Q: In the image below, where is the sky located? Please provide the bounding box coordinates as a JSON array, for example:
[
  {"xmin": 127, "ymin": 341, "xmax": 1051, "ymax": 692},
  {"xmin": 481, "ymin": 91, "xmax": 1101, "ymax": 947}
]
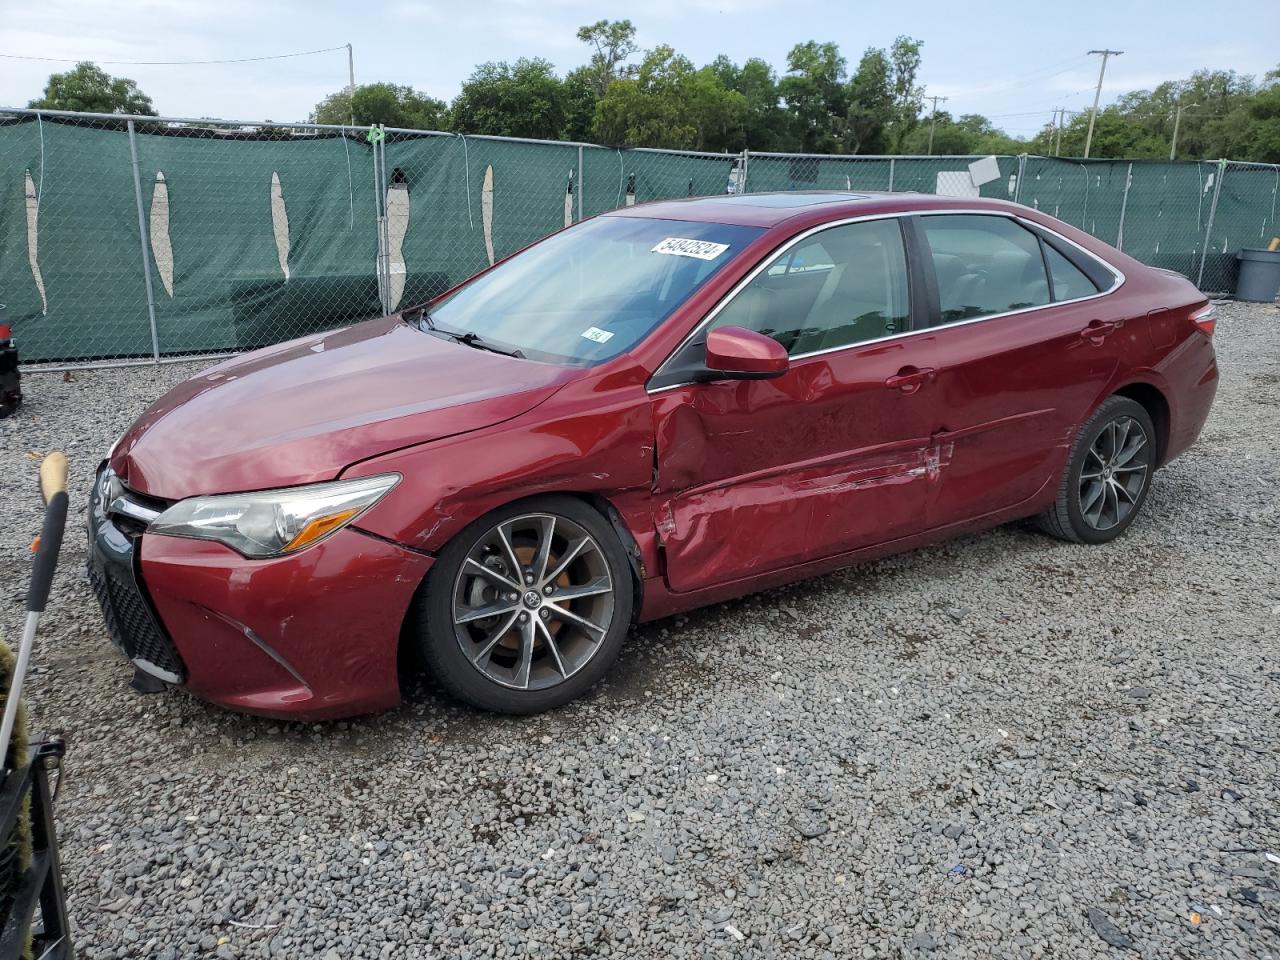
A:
[{"xmin": 3, "ymin": 0, "xmax": 1279, "ymax": 137}]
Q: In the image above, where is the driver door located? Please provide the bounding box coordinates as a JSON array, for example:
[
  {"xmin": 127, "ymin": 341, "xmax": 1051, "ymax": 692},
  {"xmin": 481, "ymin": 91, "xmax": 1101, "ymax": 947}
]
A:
[{"xmin": 649, "ymin": 217, "xmax": 942, "ymax": 594}]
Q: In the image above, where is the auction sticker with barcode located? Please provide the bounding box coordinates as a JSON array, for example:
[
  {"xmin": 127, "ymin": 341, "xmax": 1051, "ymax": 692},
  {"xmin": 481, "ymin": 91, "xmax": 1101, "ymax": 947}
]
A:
[
  {"xmin": 581, "ymin": 326, "xmax": 615, "ymax": 343},
  {"xmin": 651, "ymin": 237, "xmax": 731, "ymax": 261}
]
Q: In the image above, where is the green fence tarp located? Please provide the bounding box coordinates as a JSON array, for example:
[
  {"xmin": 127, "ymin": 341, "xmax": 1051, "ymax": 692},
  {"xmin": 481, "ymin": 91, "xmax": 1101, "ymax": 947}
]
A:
[{"xmin": 3, "ymin": 113, "xmax": 1278, "ymax": 363}]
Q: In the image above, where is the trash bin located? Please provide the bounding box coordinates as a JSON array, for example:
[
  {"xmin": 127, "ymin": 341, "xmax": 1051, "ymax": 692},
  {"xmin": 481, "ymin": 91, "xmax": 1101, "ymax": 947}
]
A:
[{"xmin": 1235, "ymin": 248, "xmax": 1280, "ymax": 303}]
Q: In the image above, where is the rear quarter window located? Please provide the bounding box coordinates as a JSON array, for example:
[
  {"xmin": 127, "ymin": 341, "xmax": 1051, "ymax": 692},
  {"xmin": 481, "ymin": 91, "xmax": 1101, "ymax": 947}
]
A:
[{"xmin": 1044, "ymin": 243, "xmax": 1101, "ymax": 301}]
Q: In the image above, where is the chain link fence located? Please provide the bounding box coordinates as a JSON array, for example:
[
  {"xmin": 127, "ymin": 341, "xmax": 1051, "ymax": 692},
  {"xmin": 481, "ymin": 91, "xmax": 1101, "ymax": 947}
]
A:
[{"xmin": 3, "ymin": 107, "xmax": 1277, "ymax": 367}]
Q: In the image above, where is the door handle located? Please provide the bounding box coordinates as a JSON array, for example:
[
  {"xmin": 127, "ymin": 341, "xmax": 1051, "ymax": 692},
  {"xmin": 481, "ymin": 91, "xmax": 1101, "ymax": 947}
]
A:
[
  {"xmin": 885, "ymin": 366, "xmax": 936, "ymax": 394},
  {"xmin": 1081, "ymin": 319, "xmax": 1120, "ymax": 345}
]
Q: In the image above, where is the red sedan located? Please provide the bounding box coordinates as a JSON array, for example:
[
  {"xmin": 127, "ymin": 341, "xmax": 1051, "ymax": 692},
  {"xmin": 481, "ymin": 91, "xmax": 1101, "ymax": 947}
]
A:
[{"xmin": 88, "ymin": 192, "xmax": 1218, "ymax": 719}]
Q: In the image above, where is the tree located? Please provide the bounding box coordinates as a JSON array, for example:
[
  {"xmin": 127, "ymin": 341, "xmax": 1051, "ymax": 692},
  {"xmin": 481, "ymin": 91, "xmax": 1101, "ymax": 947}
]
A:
[
  {"xmin": 311, "ymin": 83, "xmax": 448, "ymax": 129},
  {"xmin": 451, "ymin": 59, "xmax": 568, "ymax": 140},
  {"xmin": 577, "ymin": 19, "xmax": 639, "ymax": 97},
  {"xmin": 29, "ymin": 62, "xmax": 155, "ymax": 115},
  {"xmin": 901, "ymin": 112, "xmax": 1026, "ymax": 155},
  {"xmin": 1217, "ymin": 68, "xmax": 1280, "ymax": 162},
  {"xmin": 562, "ymin": 66, "xmax": 599, "ymax": 141},
  {"xmin": 779, "ymin": 41, "xmax": 848, "ymax": 153},
  {"xmin": 846, "ymin": 48, "xmax": 894, "ymax": 154},
  {"xmin": 710, "ymin": 55, "xmax": 792, "ymax": 151},
  {"xmin": 1029, "ymin": 67, "xmax": 1279, "ymax": 160},
  {"xmin": 885, "ymin": 36, "xmax": 924, "ymax": 151},
  {"xmin": 594, "ymin": 45, "xmax": 745, "ymax": 151}
]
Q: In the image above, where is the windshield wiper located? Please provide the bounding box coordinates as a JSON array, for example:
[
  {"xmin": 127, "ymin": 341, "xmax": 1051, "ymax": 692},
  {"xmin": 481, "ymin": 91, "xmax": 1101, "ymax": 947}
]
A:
[
  {"xmin": 454, "ymin": 332, "xmax": 526, "ymax": 359},
  {"xmin": 411, "ymin": 311, "xmax": 525, "ymax": 359}
]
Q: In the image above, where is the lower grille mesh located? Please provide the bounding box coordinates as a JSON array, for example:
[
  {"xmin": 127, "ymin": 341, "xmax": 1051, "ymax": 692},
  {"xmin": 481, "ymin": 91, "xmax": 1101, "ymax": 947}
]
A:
[{"xmin": 88, "ymin": 561, "xmax": 185, "ymax": 680}]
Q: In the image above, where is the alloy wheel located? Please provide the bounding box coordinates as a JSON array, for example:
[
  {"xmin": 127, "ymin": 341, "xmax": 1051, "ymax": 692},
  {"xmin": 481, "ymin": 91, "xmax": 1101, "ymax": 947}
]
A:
[
  {"xmin": 1078, "ymin": 415, "xmax": 1151, "ymax": 531},
  {"xmin": 452, "ymin": 513, "xmax": 615, "ymax": 691}
]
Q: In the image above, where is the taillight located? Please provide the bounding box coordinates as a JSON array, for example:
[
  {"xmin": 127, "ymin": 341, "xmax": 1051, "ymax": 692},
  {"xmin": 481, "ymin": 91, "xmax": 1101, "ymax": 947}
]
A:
[{"xmin": 1192, "ymin": 304, "xmax": 1216, "ymax": 337}]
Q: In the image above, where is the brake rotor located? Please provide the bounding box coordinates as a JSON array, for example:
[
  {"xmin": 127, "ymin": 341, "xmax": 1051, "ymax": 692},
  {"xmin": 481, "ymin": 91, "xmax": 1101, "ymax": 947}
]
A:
[{"xmin": 465, "ymin": 544, "xmax": 572, "ymax": 653}]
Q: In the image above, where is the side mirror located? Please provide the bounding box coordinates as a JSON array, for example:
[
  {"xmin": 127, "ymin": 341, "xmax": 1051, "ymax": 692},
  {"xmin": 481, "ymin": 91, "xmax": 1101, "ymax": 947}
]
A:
[{"xmin": 704, "ymin": 326, "xmax": 789, "ymax": 380}]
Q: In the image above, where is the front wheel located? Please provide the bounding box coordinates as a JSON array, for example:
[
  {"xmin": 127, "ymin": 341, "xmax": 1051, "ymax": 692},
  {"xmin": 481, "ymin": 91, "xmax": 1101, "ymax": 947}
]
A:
[
  {"xmin": 1038, "ymin": 396, "xmax": 1156, "ymax": 544},
  {"xmin": 413, "ymin": 496, "xmax": 633, "ymax": 713}
]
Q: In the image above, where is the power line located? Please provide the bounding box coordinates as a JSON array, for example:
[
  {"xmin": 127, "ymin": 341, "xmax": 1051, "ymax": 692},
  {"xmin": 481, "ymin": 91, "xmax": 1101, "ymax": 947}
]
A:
[{"xmin": 0, "ymin": 45, "xmax": 349, "ymax": 67}]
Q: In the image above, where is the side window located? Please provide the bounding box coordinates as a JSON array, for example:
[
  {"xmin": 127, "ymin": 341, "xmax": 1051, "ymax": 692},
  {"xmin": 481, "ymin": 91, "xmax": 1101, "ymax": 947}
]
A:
[
  {"xmin": 1044, "ymin": 243, "xmax": 1100, "ymax": 301},
  {"xmin": 921, "ymin": 215, "xmax": 1051, "ymax": 324},
  {"xmin": 710, "ymin": 218, "xmax": 910, "ymax": 356}
]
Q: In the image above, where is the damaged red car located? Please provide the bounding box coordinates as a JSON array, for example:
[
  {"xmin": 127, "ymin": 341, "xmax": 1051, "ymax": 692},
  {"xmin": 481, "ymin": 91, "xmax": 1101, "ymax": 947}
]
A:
[{"xmin": 89, "ymin": 192, "xmax": 1218, "ymax": 719}]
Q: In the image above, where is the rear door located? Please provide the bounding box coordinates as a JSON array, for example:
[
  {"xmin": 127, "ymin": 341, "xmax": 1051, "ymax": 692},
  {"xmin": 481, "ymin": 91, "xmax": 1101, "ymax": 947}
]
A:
[
  {"xmin": 649, "ymin": 216, "xmax": 942, "ymax": 594},
  {"xmin": 906, "ymin": 213, "xmax": 1128, "ymax": 526}
]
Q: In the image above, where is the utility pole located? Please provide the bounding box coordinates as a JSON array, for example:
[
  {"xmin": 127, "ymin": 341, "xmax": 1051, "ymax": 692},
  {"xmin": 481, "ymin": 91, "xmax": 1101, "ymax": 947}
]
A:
[
  {"xmin": 926, "ymin": 95, "xmax": 948, "ymax": 156},
  {"xmin": 347, "ymin": 43, "xmax": 356, "ymax": 127},
  {"xmin": 1084, "ymin": 49, "xmax": 1122, "ymax": 159},
  {"xmin": 1054, "ymin": 109, "xmax": 1067, "ymax": 156},
  {"xmin": 1169, "ymin": 101, "xmax": 1198, "ymax": 160}
]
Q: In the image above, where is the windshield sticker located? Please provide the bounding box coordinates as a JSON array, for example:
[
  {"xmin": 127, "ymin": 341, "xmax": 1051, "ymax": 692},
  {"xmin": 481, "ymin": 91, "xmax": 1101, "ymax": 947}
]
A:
[
  {"xmin": 581, "ymin": 327, "xmax": 615, "ymax": 343},
  {"xmin": 651, "ymin": 237, "xmax": 731, "ymax": 261}
]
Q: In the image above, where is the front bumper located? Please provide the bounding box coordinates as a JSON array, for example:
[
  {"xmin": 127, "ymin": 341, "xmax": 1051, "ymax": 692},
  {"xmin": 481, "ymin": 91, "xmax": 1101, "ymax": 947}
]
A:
[{"xmin": 88, "ymin": 466, "xmax": 433, "ymax": 720}]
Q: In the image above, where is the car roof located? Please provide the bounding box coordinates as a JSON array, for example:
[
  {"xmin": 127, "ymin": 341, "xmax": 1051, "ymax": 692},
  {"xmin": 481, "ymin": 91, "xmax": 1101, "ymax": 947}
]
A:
[{"xmin": 603, "ymin": 191, "xmax": 1028, "ymax": 229}]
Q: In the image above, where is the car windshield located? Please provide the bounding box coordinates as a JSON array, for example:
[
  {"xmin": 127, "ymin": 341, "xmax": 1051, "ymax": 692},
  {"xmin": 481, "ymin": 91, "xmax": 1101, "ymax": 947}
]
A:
[{"xmin": 421, "ymin": 216, "xmax": 764, "ymax": 365}]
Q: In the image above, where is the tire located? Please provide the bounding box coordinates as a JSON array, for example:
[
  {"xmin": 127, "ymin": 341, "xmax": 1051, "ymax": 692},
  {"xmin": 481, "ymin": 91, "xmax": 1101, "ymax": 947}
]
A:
[
  {"xmin": 1038, "ymin": 396, "xmax": 1157, "ymax": 544},
  {"xmin": 413, "ymin": 495, "xmax": 633, "ymax": 713}
]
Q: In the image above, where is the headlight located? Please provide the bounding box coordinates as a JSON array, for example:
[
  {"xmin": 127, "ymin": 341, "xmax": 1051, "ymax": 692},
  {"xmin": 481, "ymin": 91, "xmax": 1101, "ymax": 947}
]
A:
[{"xmin": 149, "ymin": 473, "xmax": 400, "ymax": 558}]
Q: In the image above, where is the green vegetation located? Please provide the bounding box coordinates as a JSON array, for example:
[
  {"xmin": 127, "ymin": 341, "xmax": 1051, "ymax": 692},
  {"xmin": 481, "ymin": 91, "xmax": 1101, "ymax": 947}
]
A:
[
  {"xmin": 28, "ymin": 61, "xmax": 156, "ymax": 115},
  {"xmin": 1028, "ymin": 68, "xmax": 1280, "ymax": 161},
  {"xmin": 33, "ymin": 33, "xmax": 1280, "ymax": 161},
  {"xmin": 310, "ymin": 82, "xmax": 448, "ymax": 130}
]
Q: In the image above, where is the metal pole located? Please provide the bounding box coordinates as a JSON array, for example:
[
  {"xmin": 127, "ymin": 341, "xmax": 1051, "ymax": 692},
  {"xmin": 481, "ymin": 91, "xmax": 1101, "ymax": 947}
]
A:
[
  {"xmin": 1014, "ymin": 154, "xmax": 1026, "ymax": 204},
  {"xmin": 1196, "ymin": 160, "xmax": 1225, "ymax": 290},
  {"xmin": 888, "ymin": 157, "xmax": 895, "ymax": 192},
  {"xmin": 126, "ymin": 120, "xmax": 162, "ymax": 362},
  {"xmin": 740, "ymin": 148, "xmax": 750, "ymax": 194},
  {"xmin": 1116, "ymin": 161, "xmax": 1133, "ymax": 251},
  {"xmin": 577, "ymin": 145, "xmax": 584, "ymax": 221},
  {"xmin": 347, "ymin": 43, "xmax": 356, "ymax": 127},
  {"xmin": 371, "ymin": 130, "xmax": 386, "ymax": 314},
  {"xmin": 1084, "ymin": 49, "xmax": 1122, "ymax": 159},
  {"xmin": 1169, "ymin": 102, "xmax": 1197, "ymax": 161},
  {"xmin": 926, "ymin": 95, "xmax": 947, "ymax": 156},
  {"xmin": 378, "ymin": 137, "xmax": 393, "ymax": 315}
]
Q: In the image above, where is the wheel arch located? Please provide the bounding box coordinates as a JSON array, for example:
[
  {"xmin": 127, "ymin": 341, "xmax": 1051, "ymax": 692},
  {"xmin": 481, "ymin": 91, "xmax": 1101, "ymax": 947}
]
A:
[
  {"xmin": 1111, "ymin": 381, "xmax": 1171, "ymax": 466},
  {"xmin": 396, "ymin": 489, "xmax": 647, "ymax": 678}
]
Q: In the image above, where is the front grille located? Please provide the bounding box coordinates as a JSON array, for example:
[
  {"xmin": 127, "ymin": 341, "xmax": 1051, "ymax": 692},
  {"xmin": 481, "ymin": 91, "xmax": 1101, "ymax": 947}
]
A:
[{"xmin": 88, "ymin": 560, "xmax": 185, "ymax": 681}]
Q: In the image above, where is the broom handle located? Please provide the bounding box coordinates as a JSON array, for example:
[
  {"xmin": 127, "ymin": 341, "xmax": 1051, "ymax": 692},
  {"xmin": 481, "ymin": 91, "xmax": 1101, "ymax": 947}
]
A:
[{"xmin": 1, "ymin": 453, "xmax": 69, "ymax": 769}]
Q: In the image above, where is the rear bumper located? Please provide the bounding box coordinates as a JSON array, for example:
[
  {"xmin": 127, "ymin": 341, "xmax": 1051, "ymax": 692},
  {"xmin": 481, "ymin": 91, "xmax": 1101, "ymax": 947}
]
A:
[
  {"xmin": 88, "ymin": 466, "xmax": 433, "ymax": 720},
  {"xmin": 1163, "ymin": 337, "xmax": 1219, "ymax": 464}
]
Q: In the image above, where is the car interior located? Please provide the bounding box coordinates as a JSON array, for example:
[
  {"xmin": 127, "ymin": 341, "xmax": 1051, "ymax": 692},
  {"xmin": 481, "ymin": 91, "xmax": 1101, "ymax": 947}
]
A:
[{"xmin": 709, "ymin": 218, "xmax": 909, "ymax": 355}]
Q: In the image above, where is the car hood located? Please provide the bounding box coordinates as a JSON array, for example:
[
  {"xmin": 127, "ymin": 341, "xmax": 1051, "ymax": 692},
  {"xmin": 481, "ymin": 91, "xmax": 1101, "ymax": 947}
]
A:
[{"xmin": 111, "ymin": 317, "xmax": 573, "ymax": 500}]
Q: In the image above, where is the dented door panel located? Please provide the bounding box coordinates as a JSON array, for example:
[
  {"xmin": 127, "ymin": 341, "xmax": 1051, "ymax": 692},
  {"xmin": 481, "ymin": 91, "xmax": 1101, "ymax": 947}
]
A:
[
  {"xmin": 652, "ymin": 342, "xmax": 938, "ymax": 594},
  {"xmin": 911, "ymin": 299, "xmax": 1127, "ymax": 526}
]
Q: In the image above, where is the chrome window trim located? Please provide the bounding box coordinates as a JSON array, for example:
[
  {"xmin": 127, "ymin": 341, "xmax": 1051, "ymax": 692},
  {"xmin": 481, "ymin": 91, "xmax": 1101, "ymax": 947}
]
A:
[{"xmin": 646, "ymin": 208, "xmax": 1126, "ymax": 394}]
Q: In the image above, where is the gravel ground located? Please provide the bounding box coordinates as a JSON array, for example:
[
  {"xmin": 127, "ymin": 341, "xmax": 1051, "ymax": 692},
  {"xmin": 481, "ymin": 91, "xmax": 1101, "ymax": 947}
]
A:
[{"xmin": 1, "ymin": 300, "xmax": 1278, "ymax": 960}]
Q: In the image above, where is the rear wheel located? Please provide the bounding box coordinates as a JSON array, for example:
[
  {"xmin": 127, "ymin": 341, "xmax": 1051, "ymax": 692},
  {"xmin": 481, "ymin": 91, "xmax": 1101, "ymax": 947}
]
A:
[
  {"xmin": 414, "ymin": 496, "xmax": 632, "ymax": 713},
  {"xmin": 1038, "ymin": 396, "xmax": 1156, "ymax": 544}
]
